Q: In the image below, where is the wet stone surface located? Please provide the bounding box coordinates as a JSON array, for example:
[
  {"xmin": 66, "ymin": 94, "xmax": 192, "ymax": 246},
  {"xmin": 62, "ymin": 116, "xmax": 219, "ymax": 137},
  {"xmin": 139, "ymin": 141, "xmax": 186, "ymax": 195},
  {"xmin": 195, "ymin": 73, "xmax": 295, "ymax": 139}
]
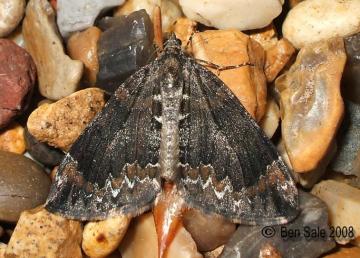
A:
[{"xmin": 96, "ymin": 10, "xmax": 155, "ymax": 93}]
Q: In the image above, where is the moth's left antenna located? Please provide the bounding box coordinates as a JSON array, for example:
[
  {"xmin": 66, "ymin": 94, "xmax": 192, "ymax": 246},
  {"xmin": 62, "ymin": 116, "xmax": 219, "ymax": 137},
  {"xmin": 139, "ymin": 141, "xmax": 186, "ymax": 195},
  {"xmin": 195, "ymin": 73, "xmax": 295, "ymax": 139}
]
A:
[{"xmin": 153, "ymin": 5, "xmax": 164, "ymax": 52}]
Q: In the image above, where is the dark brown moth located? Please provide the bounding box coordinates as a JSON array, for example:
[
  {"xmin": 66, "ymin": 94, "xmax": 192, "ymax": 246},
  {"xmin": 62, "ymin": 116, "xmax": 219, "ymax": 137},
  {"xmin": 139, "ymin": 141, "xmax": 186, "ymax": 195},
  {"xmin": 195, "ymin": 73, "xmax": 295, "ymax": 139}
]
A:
[{"xmin": 45, "ymin": 35, "xmax": 299, "ymax": 225}]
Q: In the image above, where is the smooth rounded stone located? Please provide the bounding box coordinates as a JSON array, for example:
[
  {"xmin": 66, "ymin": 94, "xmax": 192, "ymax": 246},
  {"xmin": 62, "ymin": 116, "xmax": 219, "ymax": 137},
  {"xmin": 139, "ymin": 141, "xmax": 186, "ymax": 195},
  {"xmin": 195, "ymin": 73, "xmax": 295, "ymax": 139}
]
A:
[
  {"xmin": 97, "ymin": 10, "xmax": 155, "ymax": 93},
  {"xmin": 283, "ymin": 0, "xmax": 360, "ymax": 49},
  {"xmin": 179, "ymin": 0, "xmax": 283, "ymax": 31},
  {"xmin": 275, "ymin": 38, "xmax": 346, "ymax": 173},
  {"xmin": 57, "ymin": 0, "xmax": 124, "ymax": 37},
  {"xmin": 27, "ymin": 88, "xmax": 106, "ymax": 151},
  {"xmin": 330, "ymin": 101, "xmax": 360, "ymax": 177},
  {"xmin": 183, "ymin": 209, "xmax": 236, "ymax": 252},
  {"xmin": 311, "ymin": 180, "xmax": 360, "ymax": 245},
  {"xmin": 0, "ymin": 123, "xmax": 26, "ymax": 154},
  {"xmin": 191, "ymin": 30, "xmax": 267, "ymax": 121},
  {"xmin": 4, "ymin": 206, "xmax": 82, "ymax": 258},
  {"xmin": 119, "ymin": 212, "xmax": 202, "ymax": 258},
  {"xmin": 298, "ymin": 141, "xmax": 337, "ymax": 189},
  {"xmin": 22, "ymin": 0, "xmax": 83, "ymax": 100},
  {"xmin": 0, "ymin": 151, "xmax": 51, "ymax": 222},
  {"xmin": 24, "ymin": 128, "xmax": 64, "ymax": 167},
  {"xmin": 67, "ymin": 26, "xmax": 101, "ymax": 85},
  {"xmin": 115, "ymin": 0, "xmax": 182, "ymax": 32},
  {"xmin": 260, "ymin": 97, "xmax": 280, "ymax": 139},
  {"xmin": 343, "ymin": 33, "xmax": 360, "ymax": 104},
  {"xmin": 324, "ymin": 246, "xmax": 360, "ymax": 258},
  {"xmin": 248, "ymin": 24, "xmax": 278, "ymax": 51},
  {"xmin": 173, "ymin": 17, "xmax": 197, "ymax": 49},
  {"xmin": 0, "ymin": 39, "xmax": 36, "ymax": 129},
  {"xmin": 0, "ymin": 0, "xmax": 25, "ymax": 37},
  {"xmin": 82, "ymin": 215, "xmax": 131, "ymax": 258},
  {"xmin": 220, "ymin": 191, "xmax": 336, "ymax": 258}
]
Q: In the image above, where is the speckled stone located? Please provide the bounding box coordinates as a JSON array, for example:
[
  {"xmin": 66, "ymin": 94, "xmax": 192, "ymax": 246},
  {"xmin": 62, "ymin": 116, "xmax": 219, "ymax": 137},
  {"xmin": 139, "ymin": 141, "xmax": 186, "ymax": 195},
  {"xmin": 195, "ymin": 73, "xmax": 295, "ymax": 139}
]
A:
[
  {"xmin": 0, "ymin": 123, "xmax": 26, "ymax": 154},
  {"xmin": 27, "ymin": 88, "xmax": 106, "ymax": 151},
  {"xmin": 4, "ymin": 206, "xmax": 82, "ymax": 258},
  {"xmin": 220, "ymin": 191, "xmax": 335, "ymax": 258}
]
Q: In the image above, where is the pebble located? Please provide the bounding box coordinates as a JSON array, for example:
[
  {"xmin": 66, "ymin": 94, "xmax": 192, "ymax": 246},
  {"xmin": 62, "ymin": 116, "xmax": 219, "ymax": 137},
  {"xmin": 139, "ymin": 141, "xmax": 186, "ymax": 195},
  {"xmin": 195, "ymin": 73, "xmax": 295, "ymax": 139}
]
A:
[
  {"xmin": 0, "ymin": 151, "xmax": 51, "ymax": 222},
  {"xmin": 24, "ymin": 128, "xmax": 64, "ymax": 167},
  {"xmin": 4, "ymin": 206, "xmax": 82, "ymax": 258},
  {"xmin": 0, "ymin": 39, "xmax": 36, "ymax": 129},
  {"xmin": 67, "ymin": 26, "xmax": 102, "ymax": 85},
  {"xmin": 0, "ymin": 123, "xmax": 26, "ymax": 154},
  {"xmin": 22, "ymin": 0, "xmax": 83, "ymax": 100},
  {"xmin": 27, "ymin": 88, "xmax": 106, "ymax": 151},
  {"xmin": 330, "ymin": 101, "xmax": 360, "ymax": 177},
  {"xmin": 179, "ymin": 0, "xmax": 284, "ymax": 31},
  {"xmin": 249, "ymin": 25, "xmax": 296, "ymax": 82},
  {"xmin": 311, "ymin": 180, "xmax": 360, "ymax": 244},
  {"xmin": 327, "ymin": 171, "xmax": 360, "ymax": 190},
  {"xmin": 173, "ymin": 17, "xmax": 197, "ymax": 49},
  {"xmin": 97, "ymin": 10, "xmax": 155, "ymax": 93},
  {"xmin": 343, "ymin": 33, "xmax": 360, "ymax": 104},
  {"xmin": 183, "ymin": 208, "xmax": 236, "ymax": 252},
  {"xmin": 264, "ymin": 39, "xmax": 295, "ymax": 82},
  {"xmin": 0, "ymin": 0, "xmax": 25, "ymax": 37},
  {"xmin": 298, "ymin": 141, "xmax": 337, "ymax": 189},
  {"xmin": 8, "ymin": 26, "xmax": 25, "ymax": 48},
  {"xmin": 82, "ymin": 215, "xmax": 131, "ymax": 258},
  {"xmin": 220, "ymin": 191, "xmax": 335, "ymax": 258},
  {"xmin": 283, "ymin": 0, "xmax": 360, "ymax": 49},
  {"xmin": 324, "ymin": 246, "xmax": 360, "ymax": 258},
  {"xmin": 191, "ymin": 30, "xmax": 267, "ymax": 121},
  {"xmin": 115, "ymin": 0, "xmax": 183, "ymax": 32},
  {"xmin": 0, "ymin": 243, "xmax": 6, "ymax": 258},
  {"xmin": 259, "ymin": 97, "xmax": 280, "ymax": 139},
  {"xmin": 56, "ymin": 0, "xmax": 124, "ymax": 37},
  {"xmin": 275, "ymin": 38, "xmax": 346, "ymax": 173},
  {"xmin": 119, "ymin": 212, "xmax": 202, "ymax": 258},
  {"xmin": 203, "ymin": 246, "xmax": 224, "ymax": 258}
]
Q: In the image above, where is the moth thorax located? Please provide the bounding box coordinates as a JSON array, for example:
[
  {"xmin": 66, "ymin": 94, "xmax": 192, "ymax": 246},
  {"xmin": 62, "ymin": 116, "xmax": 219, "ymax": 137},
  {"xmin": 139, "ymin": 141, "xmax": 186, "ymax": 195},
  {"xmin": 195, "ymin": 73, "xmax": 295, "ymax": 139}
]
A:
[{"xmin": 159, "ymin": 77, "xmax": 183, "ymax": 182}]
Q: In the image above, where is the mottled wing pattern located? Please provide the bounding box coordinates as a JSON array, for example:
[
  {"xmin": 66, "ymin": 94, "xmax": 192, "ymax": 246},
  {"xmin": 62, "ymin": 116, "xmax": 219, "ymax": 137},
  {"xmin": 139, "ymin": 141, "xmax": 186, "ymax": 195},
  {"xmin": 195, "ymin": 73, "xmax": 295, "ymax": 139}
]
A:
[
  {"xmin": 177, "ymin": 55, "xmax": 299, "ymax": 225},
  {"xmin": 45, "ymin": 65, "xmax": 162, "ymax": 220}
]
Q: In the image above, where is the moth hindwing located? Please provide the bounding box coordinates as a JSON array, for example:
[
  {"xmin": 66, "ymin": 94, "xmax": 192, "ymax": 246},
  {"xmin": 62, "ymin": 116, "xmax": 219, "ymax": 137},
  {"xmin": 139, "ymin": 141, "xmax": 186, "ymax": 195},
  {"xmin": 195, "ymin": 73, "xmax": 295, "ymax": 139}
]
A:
[{"xmin": 45, "ymin": 36, "xmax": 299, "ymax": 224}]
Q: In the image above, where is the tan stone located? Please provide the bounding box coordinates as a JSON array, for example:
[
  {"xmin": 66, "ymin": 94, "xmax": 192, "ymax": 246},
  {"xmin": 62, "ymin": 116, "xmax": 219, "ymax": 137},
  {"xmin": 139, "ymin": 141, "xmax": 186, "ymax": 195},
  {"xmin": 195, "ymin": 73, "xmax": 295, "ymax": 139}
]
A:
[
  {"xmin": 0, "ymin": 243, "xmax": 6, "ymax": 258},
  {"xmin": 67, "ymin": 26, "xmax": 101, "ymax": 85},
  {"xmin": 260, "ymin": 97, "xmax": 280, "ymax": 138},
  {"xmin": 4, "ymin": 206, "xmax": 82, "ymax": 258},
  {"xmin": 203, "ymin": 245, "xmax": 224, "ymax": 258},
  {"xmin": 249, "ymin": 24, "xmax": 278, "ymax": 51},
  {"xmin": 82, "ymin": 215, "xmax": 131, "ymax": 258},
  {"xmin": 173, "ymin": 17, "xmax": 197, "ymax": 50},
  {"xmin": 22, "ymin": 0, "xmax": 83, "ymax": 100},
  {"xmin": 119, "ymin": 212, "xmax": 203, "ymax": 258},
  {"xmin": 191, "ymin": 30, "xmax": 267, "ymax": 121},
  {"xmin": 264, "ymin": 39, "xmax": 295, "ymax": 82},
  {"xmin": 0, "ymin": 0, "xmax": 25, "ymax": 37},
  {"xmin": 0, "ymin": 123, "xmax": 25, "ymax": 154},
  {"xmin": 311, "ymin": 180, "xmax": 360, "ymax": 244},
  {"xmin": 275, "ymin": 38, "xmax": 346, "ymax": 172},
  {"xmin": 323, "ymin": 246, "xmax": 360, "ymax": 258},
  {"xmin": 27, "ymin": 88, "xmax": 106, "ymax": 151}
]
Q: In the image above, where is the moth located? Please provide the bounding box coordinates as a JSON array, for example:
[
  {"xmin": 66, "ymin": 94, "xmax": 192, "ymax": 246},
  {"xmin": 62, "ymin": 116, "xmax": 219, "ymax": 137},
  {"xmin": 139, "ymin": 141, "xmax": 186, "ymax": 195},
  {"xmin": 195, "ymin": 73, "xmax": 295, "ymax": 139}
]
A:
[{"xmin": 45, "ymin": 35, "xmax": 299, "ymax": 225}]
